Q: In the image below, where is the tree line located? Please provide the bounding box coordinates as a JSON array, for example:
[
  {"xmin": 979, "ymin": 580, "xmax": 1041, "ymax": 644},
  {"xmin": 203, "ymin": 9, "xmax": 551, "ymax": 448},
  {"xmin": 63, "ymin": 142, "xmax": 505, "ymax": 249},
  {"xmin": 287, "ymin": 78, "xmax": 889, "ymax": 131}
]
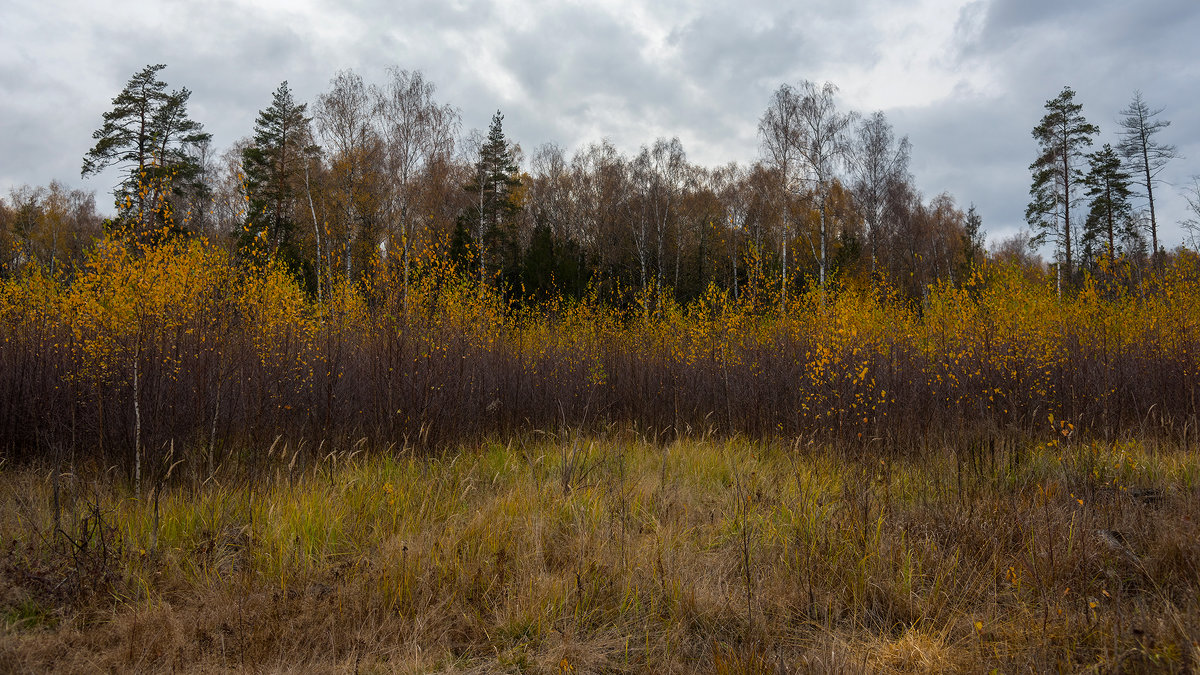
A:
[
  {"xmin": 1026, "ymin": 86, "xmax": 1183, "ymax": 294},
  {"xmin": 0, "ymin": 65, "xmax": 1191, "ymax": 303}
]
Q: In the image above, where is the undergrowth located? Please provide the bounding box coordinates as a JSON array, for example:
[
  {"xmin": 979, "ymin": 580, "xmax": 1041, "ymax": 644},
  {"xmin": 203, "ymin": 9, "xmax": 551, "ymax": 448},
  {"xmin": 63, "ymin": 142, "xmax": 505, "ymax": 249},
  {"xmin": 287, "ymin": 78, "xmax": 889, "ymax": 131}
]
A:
[{"xmin": 2, "ymin": 237, "xmax": 1199, "ymax": 479}]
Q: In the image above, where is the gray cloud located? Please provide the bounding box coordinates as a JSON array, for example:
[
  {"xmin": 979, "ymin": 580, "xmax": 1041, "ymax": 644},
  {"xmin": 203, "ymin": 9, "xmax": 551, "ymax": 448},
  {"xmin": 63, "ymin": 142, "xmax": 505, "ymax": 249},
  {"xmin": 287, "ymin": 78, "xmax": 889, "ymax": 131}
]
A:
[
  {"xmin": 937, "ymin": 0, "xmax": 1200, "ymax": 243},
  {"xmin": 2, "ymin": 0, "xmax": 1198, "ymax": 248},
  {"xmin": 497, "ymin": 6, "xmax": 683, "ymax": 142}
]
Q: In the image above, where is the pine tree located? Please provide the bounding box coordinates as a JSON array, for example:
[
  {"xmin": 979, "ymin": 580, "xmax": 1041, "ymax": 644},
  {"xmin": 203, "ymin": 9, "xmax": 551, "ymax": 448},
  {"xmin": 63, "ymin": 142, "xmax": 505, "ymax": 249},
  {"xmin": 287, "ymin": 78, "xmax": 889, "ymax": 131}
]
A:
[
  {"xmin": 1081, "ymin": 144, "xmax": 1134, "ymax": 267},
  {"xmin": 82, "ymin": 64, "xmax": 210, "ymax": 239},
  {"xmin": 461, "ymin": 111, "xmax": 522, "ymax": 286},
  {"xmin": 1026, "ymin": 86, "xmax": 1098, "ymax": 293},
  {"xmin": 242, "ymin": 82, "xmax": 314, "ymax": 272}
]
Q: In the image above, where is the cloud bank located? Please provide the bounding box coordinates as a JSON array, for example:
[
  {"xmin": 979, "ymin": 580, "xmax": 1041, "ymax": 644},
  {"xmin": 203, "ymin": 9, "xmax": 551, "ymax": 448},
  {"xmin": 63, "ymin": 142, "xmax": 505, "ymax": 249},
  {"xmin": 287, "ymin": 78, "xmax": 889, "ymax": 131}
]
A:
[{"xmin": 2, "ymin": 0, "xmax": 1198, "ymax": 245}]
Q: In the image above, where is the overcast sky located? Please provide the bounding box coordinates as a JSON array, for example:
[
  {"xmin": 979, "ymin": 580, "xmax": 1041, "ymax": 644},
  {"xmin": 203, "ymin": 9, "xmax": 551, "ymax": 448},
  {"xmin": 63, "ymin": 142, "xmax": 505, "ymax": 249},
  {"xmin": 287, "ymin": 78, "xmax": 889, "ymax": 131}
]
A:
[{"xmin": 3, "ymin": 0, "xmax": 1199, "ymax": 247}]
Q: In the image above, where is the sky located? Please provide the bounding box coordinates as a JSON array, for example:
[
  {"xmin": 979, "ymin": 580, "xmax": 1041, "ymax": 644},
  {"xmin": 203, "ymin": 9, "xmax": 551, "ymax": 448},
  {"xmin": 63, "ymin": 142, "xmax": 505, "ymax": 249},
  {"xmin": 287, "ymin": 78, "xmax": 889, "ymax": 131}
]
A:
[{"xmin": 3, "ymin": 0, "xmax": 1199, "ymax": 248}]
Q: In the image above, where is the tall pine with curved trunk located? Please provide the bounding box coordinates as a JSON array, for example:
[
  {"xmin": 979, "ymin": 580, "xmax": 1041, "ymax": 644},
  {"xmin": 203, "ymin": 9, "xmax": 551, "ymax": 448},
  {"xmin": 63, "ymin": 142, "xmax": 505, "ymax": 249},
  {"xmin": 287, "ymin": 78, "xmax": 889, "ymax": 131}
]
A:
[
  {"xmin": 1026, "ymin": 86, "xmax": 1098, "ymax": 294},
  {"xmin": 1118, "ymin": 91, "xmax": 1178, "ymax": 261},
  {"xmin": 82, "ymin": 64, "xmax": 210, "ymax": 241}
]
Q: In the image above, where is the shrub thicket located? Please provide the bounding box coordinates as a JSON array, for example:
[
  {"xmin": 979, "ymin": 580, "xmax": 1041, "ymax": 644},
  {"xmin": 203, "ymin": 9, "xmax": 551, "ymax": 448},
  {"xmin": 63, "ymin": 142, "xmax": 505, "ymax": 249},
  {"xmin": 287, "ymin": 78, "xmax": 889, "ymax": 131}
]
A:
[{"xmin": 2, "ymin": 236, "xmax": 1197, "ymax": 479}]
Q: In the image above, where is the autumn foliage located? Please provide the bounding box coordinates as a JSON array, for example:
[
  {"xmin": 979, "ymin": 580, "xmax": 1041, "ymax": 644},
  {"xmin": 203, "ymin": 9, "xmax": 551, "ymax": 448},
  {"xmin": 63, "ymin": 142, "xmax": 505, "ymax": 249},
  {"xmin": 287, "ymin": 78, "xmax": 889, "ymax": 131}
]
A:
[{"xmin": 2, "ymin": 234, "xmax": 1198, "ymax": 477}]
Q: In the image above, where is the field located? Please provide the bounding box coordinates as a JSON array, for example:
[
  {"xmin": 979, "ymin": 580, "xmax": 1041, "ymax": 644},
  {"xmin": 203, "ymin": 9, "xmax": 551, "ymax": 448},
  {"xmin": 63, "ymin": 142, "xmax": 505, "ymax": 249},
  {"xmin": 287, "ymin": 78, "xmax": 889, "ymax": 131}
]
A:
[
  {"xmin": 3, "ymin": 435, "xmax": 1198, "ymax": 672},
  {"xmin": 2, "ymin": 238, "xmax": 1200, "ymax": 672}
]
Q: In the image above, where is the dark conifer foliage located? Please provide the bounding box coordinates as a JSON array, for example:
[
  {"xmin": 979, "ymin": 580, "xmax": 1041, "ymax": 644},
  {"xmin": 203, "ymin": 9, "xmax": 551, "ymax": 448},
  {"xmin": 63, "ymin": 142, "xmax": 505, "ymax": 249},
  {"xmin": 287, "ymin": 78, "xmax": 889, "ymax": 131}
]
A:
[
  {"xmin": 81, "ymin": 64, "xmax": 210, "ymax": 240},
  {"xmin": 56, "ymin": 67, "xmax": 1197, "ymax": 312},
  {"xmin": 1082, "ymin": 144, "xmax": 1135, "ymax": 267},
  {"xmin": 241, "ymin": 81, "xmax": 314, "ymax": 277},
  {"xmin": 960, "ymin": 204, "xmax": 986, "ymax": 275},
  {"xmin": 461, "ymin": 111, "xmax": 523, "ymax": 287}
]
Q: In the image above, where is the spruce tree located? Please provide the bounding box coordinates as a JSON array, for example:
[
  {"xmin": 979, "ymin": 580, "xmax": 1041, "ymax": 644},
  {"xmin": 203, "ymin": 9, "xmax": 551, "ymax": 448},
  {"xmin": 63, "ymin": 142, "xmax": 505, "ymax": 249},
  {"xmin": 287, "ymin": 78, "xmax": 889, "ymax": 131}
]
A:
[
  {"xmin": 522, "ymin": 222, "xmax": 558, "ymax": 300},
  {"xmin": 960, "ymin": 204, "xmax": 985, "ymax": 275},
  {"xmin": 1081, "ymin": 144, "xmax": 1134, "ymax": 267},
  {"xmin": 242, "ymin": 82, "xmax": 313, "ymax": 271},
  {"xmin": 462, "ymin": 111, "xmax": 522, "ymax": 286}
]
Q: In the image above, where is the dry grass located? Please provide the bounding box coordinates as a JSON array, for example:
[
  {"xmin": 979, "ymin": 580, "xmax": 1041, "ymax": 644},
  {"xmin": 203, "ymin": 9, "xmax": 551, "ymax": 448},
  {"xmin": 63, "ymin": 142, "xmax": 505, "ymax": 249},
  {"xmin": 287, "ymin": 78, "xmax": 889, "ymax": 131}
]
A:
[{"xmin": 2, "ymin": 433, "xmax": 1198, "ymax": 673}]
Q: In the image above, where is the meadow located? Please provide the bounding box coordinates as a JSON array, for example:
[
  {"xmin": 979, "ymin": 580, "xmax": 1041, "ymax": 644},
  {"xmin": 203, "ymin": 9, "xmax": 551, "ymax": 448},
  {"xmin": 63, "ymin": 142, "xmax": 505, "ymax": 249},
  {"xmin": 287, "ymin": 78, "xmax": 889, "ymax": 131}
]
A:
[{"xmin": 1, "ymin": 237, "xmax": 1199, "ymax": 672}]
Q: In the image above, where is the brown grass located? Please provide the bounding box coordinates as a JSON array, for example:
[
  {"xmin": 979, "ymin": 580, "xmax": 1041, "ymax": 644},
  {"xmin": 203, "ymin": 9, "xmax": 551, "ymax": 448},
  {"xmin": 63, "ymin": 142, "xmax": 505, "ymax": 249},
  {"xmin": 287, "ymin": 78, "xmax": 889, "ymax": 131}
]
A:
[{"xmin": 2, "ymin": 434, "xmax": 1198, "ymax": 673}]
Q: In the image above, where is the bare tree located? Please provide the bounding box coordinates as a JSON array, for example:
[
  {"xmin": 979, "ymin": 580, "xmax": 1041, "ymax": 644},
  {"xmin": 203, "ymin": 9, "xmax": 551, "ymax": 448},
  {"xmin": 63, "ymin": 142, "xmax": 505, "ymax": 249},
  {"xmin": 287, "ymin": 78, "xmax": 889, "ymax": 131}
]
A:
[
  {"xmin": 881, "ymin": 177, "xmax": 922, "ymax": 293},
  {"xmin": 758, "ymin": 84, "xmax": 802, "ymax": 306},
  {"xmin": 1182, "ymin": 177, "xmax": 1200, "ymax": 251},
  {"xmin": 668, "ymin": 162, "xmax": 726, "ymax": 298},
  {"xmin": 991, "ymin": 228, "xmax": 1045, "ymax": 272},
  {"xmin": 569, "ymin": 140, "xmax": 631, "ymax": 277},
  {"xmin": 712, "ymin": 162, "xmax": 750, "ymax": 299},
  {"xmin": 850, "ymin": 110, "xmax": 910, "ymax": 272},
  {"xmin": 629, "ymin": 148, "xmax": 654, "ymax": 293},
  {"xmin": 759, "ymin": 81, "xmax": 854, "ymax": 295},
  {"xmin": 743, "ymin": 162, "xmax": 778, "ymax": 265},
  {"xmin": 316, "ymin": 69, "xmax": 383, "ymax": 281},
  {"xmin": 793, "ymin": 81, "xmax": 855, "ymax": 289},
  {"xmin": 301, "ymin": 144, "xmax": 327, "ymax": 300},
  {"xmin": 529, "ymin": 143, "xmax": 573, "ymax": 241},
  {"xmin": 375, "ymin": 68, "xmax": 459, "ymax": 310},
  {"xmin": 648, "ymin": 137, "xmax": 687, "ymax": 292},
  {"xmin": 210, "ymin": 139, "xmax": 252, "ymax": 239},
  {"xmin": 1118, "ymin": 91, "xmax": 1179, "ymax": 260}
]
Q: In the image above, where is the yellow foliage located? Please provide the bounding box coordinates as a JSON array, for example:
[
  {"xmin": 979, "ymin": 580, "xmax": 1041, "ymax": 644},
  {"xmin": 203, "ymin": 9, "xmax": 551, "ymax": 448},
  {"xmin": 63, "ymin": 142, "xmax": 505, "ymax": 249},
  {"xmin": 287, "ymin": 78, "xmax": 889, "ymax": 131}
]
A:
[{"xmin": 2, "ymin": 238, "xmax": 1197, "ymax": 449}]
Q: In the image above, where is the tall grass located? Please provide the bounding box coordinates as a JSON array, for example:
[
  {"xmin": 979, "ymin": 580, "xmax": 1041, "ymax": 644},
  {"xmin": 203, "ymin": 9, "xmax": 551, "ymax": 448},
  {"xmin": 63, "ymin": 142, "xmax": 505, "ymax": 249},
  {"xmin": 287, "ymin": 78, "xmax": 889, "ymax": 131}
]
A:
[{"xmin": 2, "ymin": 436, "xmax": 1197, "ymax": 671}]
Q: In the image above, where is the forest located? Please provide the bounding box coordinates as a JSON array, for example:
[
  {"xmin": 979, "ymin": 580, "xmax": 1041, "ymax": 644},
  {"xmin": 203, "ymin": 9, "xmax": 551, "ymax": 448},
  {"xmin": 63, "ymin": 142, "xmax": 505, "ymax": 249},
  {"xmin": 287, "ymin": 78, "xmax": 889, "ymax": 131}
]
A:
[
  {"xmin": 1, "ymin": 65, "xmax": 1199, "ymax": 673},
  {"xmin": 7, "ymin": 66, "xmax": 997, "ymax": 306}
]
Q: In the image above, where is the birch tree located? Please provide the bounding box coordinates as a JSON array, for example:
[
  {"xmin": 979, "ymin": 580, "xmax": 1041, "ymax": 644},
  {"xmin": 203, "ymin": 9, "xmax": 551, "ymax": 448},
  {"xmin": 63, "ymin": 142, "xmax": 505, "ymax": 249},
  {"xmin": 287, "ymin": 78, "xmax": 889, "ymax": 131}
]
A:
[
  {"xmin": 375, "ymin": 68, "xmax": 458, "ymax": 308},
  {"xmin": 316, "ymin": 69, "xmax": 383, "ymax": 281},
  {"xmin": 793, "ymin": 80, "xmax": 854, "ymax": 289},
  {"xmin": 759, "ymin": 81, "xmax": 853, "ymax": 295},
  {"xmin": 850, "ymin": 110, "xmax": 910, "ymax": 272},
  {"xmin": 758, "ymin": 84, "xmax": 802, "ymax": 306}
]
